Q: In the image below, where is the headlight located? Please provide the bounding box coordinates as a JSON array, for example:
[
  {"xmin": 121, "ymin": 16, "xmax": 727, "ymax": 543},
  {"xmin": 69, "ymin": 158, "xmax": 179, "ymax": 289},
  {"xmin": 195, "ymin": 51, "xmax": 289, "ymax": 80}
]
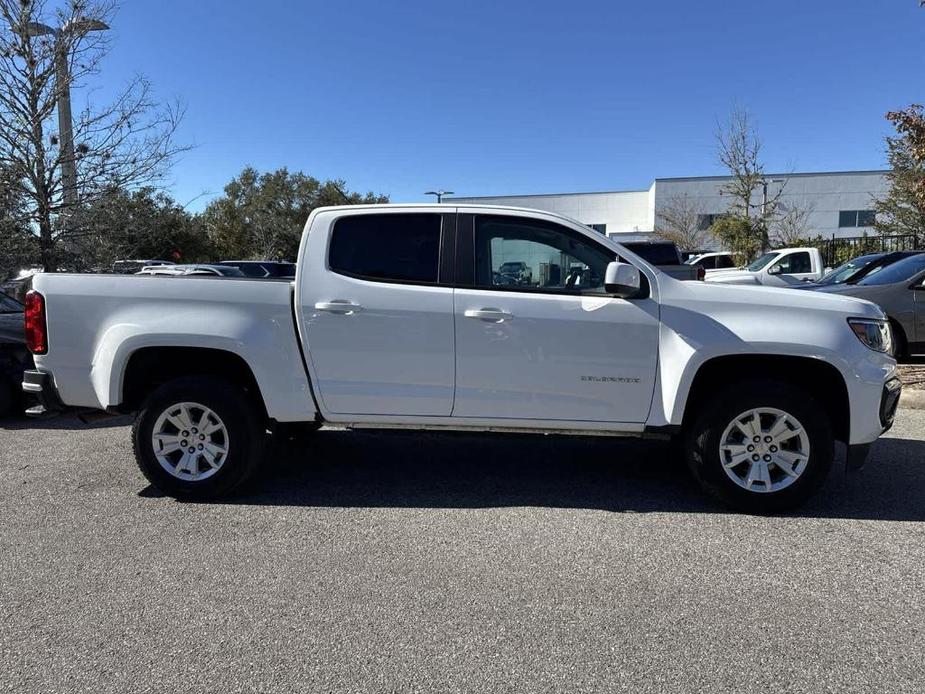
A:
[{"xmin": 848, "ymin": 318, "xmax": 893, "ymax": 354}]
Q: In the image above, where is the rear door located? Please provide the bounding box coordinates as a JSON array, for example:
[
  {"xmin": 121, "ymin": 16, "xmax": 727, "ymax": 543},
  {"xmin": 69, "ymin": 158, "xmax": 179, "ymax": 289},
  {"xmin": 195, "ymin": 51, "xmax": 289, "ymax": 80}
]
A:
[
  {"xmin": 299, "ymin": 210, "xmax": 456, "ymax": 416},
  {"xmin": 452, "ymin": 213, "xmax": 660, "ymax": 423}
]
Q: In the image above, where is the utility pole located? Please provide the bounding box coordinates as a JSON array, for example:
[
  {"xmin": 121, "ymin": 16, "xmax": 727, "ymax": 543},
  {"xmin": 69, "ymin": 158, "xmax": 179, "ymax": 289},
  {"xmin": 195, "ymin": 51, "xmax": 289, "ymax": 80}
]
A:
[
  {"xmin": 425, "ymin": 190, "xmax": 454, "ymax": 203},
  {"xmin": 26, "ymin": 17, "xmax": 110, "ymax": 214}
]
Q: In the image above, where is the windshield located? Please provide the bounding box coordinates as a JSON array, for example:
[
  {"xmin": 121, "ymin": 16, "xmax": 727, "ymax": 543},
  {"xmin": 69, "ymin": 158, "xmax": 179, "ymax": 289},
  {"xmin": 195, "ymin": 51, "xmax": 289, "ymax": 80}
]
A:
[
  {"xmin": 746, "ymin": 252, "xmax": 779, "ymax": 272},
  {"xmin": 857, "ymin": 253, "xmax": 925, "ymax": 286},
  {"xmin": 816, "ymin": 254, "xmax": 880, "ymax": 286},
  {"xmin": 0, "ymin": 292, "xmax": 23, "ymax": 313}
]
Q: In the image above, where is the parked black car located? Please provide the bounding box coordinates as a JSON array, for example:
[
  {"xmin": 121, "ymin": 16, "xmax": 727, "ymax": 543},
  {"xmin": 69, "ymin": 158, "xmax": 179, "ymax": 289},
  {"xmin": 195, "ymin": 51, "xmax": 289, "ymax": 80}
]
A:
[
  {"xmin": 219, "ymin": 261, "xmax": 297, "ymax": 278},
  {"xmin": 796, "ymin": 251, "xmax": 920, "ymax": 289},
  {"xmin": 0, "ymin": 291, "xmax": 32, "ymax": 418}
]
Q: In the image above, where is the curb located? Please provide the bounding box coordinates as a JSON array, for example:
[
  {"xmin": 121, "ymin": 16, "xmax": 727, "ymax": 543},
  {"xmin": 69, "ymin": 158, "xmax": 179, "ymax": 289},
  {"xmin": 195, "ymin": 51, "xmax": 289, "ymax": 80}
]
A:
[{"xmin": 899, "ymin": 389, "xmax": 925, "ymax": 410}]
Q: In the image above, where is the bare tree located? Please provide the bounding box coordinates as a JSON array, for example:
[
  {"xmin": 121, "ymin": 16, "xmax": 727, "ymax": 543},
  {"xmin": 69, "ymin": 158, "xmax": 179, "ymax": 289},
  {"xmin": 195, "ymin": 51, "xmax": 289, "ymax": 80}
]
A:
[
  {"xmin": 654, "ymin": 194, "xmax": 712, "ymax": 251},
  {"xmin": 0, "ymin": 0, "xmax": 188, "ymax": 270},
  {"xmin": 770, "ymin": 200, "xmax": 816, "ymax": 247},
  {"xmin": 715, "ymin": 106, "xmax": 785, "ymax": 251}
]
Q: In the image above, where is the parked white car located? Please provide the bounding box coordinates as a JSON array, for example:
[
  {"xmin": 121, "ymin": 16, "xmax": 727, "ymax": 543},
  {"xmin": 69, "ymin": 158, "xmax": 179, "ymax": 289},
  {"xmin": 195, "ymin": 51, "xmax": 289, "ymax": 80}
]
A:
[
  {"xmin": 686, "ymin": 251, "xmax": 737, "ymax": 276},
  {"xmin": 707, "ymin": 247, "xmax": 827, "ymax": 286},
  {"xmin": 22, "ymin": 205, "xmax": 900, "ymax": 512}
]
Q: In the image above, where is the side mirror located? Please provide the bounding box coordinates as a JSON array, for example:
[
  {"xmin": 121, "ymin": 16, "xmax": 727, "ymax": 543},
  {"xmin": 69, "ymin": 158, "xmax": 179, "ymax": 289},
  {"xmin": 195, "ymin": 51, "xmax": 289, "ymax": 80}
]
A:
[
  {"xmin": 768, "ymin": 264, "xmax": 782, "ymax": 275},
  {"xmin": 605, "ymin": 261, "xmax": 642, "ymax": 298}
]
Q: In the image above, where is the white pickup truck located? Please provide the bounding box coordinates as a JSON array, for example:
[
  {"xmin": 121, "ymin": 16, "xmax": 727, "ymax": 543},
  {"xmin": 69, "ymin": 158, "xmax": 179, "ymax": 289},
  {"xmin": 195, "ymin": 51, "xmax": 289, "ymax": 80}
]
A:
[
  {"xmin": 23, "ymin": 205, "xmax": 901, "ymax": 512},
  {"xmin": 706, "ymin": 247, "xmax": 827, "ymax": 286}
]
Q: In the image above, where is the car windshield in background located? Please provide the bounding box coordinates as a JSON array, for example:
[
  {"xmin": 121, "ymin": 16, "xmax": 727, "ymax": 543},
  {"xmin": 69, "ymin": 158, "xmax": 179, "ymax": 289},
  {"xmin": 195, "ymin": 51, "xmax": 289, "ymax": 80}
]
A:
[
  {"xmin": 816, "ymin": 253, "xmax": 881, "ymax": 285},
  {"xmin": 622, "ymin": 243, "xmax": 681, "ymax": 265},
  {"xmin": 856, "ymin": 252, "xmax": 925, "ymax": 286},
  {"xmin": 0, "ymin": 292, "xmax": 23, "ymax": 312},
  {"xmin": 746, "ymin": 252, "xmax": 779, "ymax": 272}
]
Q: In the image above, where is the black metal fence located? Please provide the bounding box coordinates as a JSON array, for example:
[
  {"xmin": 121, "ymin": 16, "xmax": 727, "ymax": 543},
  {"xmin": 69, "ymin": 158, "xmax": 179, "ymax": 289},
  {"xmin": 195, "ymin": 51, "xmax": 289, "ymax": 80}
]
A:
[{"xmin": 820, "ymin": 234, "xmax": 923, "ymax": 267}]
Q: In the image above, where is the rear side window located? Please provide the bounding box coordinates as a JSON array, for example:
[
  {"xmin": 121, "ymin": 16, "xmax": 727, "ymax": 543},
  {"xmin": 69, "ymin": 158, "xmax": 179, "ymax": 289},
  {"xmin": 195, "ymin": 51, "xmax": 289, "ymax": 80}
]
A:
[
  {"xmin": 329, "ymin": 213, "xmax": 442, "ymax": 284},
  {"xmin": 716, "ymin": 255, "xmax": 736, "ymax": 269}
]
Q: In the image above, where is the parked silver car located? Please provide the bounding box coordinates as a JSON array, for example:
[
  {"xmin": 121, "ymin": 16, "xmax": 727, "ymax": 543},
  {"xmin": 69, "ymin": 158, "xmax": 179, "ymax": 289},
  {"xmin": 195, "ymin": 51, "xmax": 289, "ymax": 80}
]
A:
[{"xmin": 811, "ymin": 252, "xmax": 925, "ymax": 358}]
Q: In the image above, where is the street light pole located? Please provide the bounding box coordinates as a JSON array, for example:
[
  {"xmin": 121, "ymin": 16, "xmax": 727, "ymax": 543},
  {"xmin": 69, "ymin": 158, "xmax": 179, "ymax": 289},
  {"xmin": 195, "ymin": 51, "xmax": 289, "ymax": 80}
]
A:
[
  {"xmin": 26, "ymin": 18, "xmax": 109, "ymax": 213},
  {"xmin": 425, "ymin": 190, "xmax": 454, "ymax": 203}
]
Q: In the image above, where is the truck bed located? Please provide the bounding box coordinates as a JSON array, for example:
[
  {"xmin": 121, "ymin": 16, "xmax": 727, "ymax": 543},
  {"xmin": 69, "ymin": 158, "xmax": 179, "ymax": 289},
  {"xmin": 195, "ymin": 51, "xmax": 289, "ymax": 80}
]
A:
[{"xmin": 30, "ymin": 274, "xmax": 315, "ymax": 421}]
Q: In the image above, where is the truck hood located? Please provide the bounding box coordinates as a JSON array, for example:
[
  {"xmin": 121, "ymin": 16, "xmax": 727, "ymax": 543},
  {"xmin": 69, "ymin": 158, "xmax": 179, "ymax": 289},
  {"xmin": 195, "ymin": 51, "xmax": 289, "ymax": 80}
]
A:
[
  {"xmin": 703, "ymin": 270, "xmax": 760, "ymax": 285},
  {"xmin": 660, "ymin": 275, "xmax": 886, "ymax": 320}
]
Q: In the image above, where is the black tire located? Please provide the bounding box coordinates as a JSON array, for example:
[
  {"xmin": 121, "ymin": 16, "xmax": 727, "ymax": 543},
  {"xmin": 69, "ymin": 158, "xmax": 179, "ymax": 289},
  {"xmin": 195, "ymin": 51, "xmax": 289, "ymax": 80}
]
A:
[
  {"xmin": 889, "ymin": 319, "xmax": 908, "ymax": 361},
  {"xmin": 0, "ymin": 377, "xmax": 12, "ymax": 419},
  {"xmin": 685, "ymin": 380, "xmax": 834, "ymax": 513},
  {"xmin": 132, "ymin": 376, "xmax": 267, "ymax": 499}
]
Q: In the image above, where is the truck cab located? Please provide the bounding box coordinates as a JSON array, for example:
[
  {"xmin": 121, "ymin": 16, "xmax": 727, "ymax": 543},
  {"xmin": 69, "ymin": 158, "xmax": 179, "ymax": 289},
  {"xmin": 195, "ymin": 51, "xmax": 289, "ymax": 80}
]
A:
[{"xmin": 706, "ymin": 247, "xmax": 826, "ymax": 286}]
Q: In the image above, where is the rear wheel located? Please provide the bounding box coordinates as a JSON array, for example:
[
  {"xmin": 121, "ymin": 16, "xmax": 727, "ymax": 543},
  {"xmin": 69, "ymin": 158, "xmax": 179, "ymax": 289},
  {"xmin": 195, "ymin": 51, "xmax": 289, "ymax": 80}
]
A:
[
  {"xmin": 132, "ymin": 376, "xmax": 266, "ymax": 499},
  {"xmin": 685, "ymin": 380, "xmax": 834, "ymax": 513}
]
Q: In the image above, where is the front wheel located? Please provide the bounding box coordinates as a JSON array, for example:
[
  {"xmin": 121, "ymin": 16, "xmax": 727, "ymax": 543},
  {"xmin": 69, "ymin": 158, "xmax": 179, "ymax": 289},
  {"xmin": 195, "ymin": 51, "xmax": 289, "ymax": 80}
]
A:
[
  {"xmin": 132, "ymin": 376, "xmax": 267, "ymax": 499},
  {"xmin": 685, "ymin": 380, "xmax": 834, "ymax": 513}
]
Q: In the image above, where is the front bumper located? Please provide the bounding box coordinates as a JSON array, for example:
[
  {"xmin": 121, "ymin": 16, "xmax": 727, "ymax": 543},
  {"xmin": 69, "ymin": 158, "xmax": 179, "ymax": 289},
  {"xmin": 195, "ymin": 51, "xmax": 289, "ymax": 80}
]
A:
[
  {"xmin": 846, "ymin": 377, "xmax": 902, "ymax": 473},
  {"xmin": 21, "ymin": 370, "xmax": 64, "ymax": 417}
]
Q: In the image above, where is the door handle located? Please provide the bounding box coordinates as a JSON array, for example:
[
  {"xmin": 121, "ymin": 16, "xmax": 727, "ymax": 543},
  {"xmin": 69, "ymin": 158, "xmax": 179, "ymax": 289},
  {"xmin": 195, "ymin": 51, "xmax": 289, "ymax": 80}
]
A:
[
  {"xmin": 314, "ymin": 301, "xmax": 363, "ymax": 315},
  {"xmin": 464, "ymin": 308, "xmax": 514, "ymax": 322}
]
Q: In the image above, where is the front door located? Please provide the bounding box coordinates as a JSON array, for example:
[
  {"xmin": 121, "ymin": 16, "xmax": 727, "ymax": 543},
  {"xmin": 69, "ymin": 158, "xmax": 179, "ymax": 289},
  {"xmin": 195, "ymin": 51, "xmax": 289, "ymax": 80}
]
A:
[
  {"xmin": 300, "ymin": 211, "xmax": 456, "ymax": 416},
  {"xmin": 452, "ymin": 213, "xmax": 660, "ymax": 423}
]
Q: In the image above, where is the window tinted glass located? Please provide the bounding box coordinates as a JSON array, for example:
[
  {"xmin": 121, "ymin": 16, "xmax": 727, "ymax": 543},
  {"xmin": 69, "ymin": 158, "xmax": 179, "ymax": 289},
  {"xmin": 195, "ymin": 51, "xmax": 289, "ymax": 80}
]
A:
[
  {"xmin": 857, "ymin": 253, "xmax": 925, "ymax": 286},
  {"xmin": 716, "ymin": 255, "xmax": 736, "ymax": 269},
  {"xmin": 474, "ymin": 216, "xmax": 614, "ymax": 293},
  {"xmin": 747, "ymin": 252, "xmax": 778, "ymax": 271},
  {"xmin": 773, "ymin": 251, "xmax": 812, "ymax": 274},
  {"xmin": 622, "ymin": 242, "xmax": 681, "ymax": 265},
  {"xmin": 0, "ymin": 292, "xmax": 22, "ymax": 312},
  {"xmin": 330, "ymin": 213, "xmax": 442, "ymax": 284}
]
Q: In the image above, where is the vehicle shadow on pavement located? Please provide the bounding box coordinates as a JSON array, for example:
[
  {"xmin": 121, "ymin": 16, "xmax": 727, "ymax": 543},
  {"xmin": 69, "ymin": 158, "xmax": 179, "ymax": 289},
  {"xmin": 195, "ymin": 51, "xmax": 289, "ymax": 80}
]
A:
[{"xmin": 171, "ymin": 429, "xmax": 925, "ymax": 521}]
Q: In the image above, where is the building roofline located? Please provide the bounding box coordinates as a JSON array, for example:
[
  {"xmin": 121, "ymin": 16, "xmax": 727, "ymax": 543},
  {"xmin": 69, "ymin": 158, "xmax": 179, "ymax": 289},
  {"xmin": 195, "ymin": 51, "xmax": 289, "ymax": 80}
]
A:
[
  {"xmin": 447, "ymin": 188, "xmax": 650, "ymax": 201},
  {"xmin": 655, "ymin": 169, "xmax": 888, "ymax": 182},
  {"xmin": 447, "ymin": 169, "xmax": 888, "ymax": 202}
]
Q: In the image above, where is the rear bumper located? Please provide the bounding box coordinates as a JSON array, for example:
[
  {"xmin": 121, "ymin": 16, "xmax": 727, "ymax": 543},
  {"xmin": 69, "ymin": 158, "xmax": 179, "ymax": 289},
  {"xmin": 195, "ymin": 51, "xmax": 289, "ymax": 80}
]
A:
[{"xmin": 21, "ymin": 370, "xmax": 64, "ymax": 417}]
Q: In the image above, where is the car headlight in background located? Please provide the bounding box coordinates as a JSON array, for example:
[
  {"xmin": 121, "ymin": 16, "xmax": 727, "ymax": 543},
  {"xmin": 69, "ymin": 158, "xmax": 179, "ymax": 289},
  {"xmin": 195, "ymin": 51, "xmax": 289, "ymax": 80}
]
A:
[{"xmin": 848, "ymin": 318, "xmax": 893, "ymax": 354}]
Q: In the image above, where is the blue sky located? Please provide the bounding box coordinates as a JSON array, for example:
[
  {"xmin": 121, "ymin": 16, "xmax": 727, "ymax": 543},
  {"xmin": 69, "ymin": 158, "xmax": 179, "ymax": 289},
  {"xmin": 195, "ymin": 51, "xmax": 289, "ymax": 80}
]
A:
[{"xmin": 82, "ymin": 0, "xmax": 925, "ymax": 209}]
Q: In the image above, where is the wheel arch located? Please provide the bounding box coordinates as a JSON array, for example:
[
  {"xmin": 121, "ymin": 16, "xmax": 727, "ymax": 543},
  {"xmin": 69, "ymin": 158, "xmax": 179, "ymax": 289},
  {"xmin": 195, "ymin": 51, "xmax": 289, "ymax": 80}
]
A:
[
  {"xmin": 118, "ymin": 346, "xmax": 269, "ymax": 419},
  {"xmin": 681, "ymin": 354, "xmax": 851, "ymax": 444}
]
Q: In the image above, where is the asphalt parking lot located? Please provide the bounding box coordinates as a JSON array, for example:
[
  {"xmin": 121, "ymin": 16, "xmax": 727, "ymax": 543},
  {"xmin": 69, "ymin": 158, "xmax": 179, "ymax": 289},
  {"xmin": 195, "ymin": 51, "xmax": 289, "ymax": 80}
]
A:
[{"xmin": 2, "ymin": 410, "xmax": 924, "ymax": 693}]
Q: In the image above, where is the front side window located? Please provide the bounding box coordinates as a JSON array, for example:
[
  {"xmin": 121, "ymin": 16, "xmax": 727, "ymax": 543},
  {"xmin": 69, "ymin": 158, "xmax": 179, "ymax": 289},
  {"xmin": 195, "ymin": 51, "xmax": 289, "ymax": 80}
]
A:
[
  {"xmin": 771, "ymin": 251, "xmax": 812, "ymax": 275},
  {"xmin": 329, "ymin": 213, "xmax": 442, "ymax": 284},
  {"xmin": 474, "ymin": 216, "xmax": 614, "ymax": 293}
]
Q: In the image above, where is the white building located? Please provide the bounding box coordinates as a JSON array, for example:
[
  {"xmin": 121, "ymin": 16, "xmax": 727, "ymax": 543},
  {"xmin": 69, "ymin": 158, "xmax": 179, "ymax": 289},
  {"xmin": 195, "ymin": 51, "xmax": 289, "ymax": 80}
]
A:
[{"xmin": 449, "ymin": 170, "xmax": 889, "ymax": 247}]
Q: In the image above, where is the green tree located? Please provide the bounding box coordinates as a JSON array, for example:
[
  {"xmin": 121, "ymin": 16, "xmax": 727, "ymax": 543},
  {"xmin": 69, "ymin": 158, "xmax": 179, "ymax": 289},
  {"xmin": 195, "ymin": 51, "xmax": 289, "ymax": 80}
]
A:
[
  {"xmin": 875, "ymin": 104, "xmax": 925, "ymax": 238},
  {"xmin": 714, "ymin": 107, "xmax": 786, "ymax": 255},
  {"xmin": 0, "ymin": 0, "xmax": 187, "ymax": 271},
  {"xmin": 203, "ymin": 167, "xmax": 388, "ymax": 261},
  {"xmin": 709, "ymin": 216, "xmax": 763, "ymax": 265},
  {"xmin": 67, "ymin": 187, "xmax": 210, "ymax": 270}
]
